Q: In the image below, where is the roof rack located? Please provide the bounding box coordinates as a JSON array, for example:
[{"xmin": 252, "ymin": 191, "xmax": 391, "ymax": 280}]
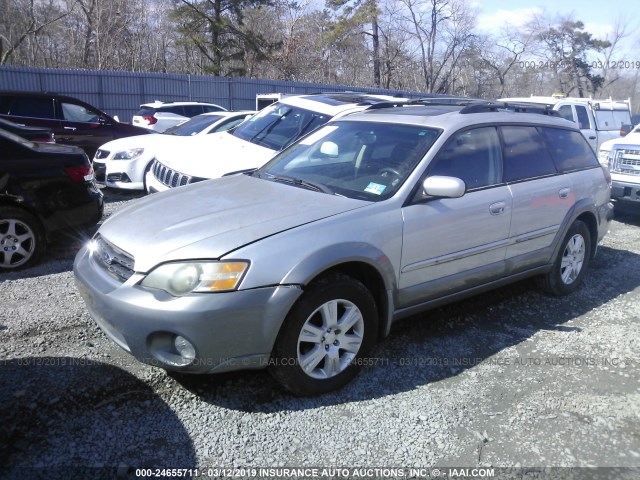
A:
[
  {"xmin": 407, "ymin": 97, "xmax": 483, "ymax": 106},
  {"xmin": 459, "ymin": 101, "xmax": 561, "ymax": 116}
]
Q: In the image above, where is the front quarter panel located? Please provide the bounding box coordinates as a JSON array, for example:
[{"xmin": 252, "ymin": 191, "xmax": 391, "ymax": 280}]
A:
[{"xmin": 226, "ymin": 202, "xmax": 403, "ymax": 294}]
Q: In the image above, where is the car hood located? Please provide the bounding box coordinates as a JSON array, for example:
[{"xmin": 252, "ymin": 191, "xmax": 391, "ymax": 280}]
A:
[
  {"xmin": 600, "ymin": 132, "xmax": 640, "ymax": 151},
  {"xmin": 154, "ymin": 132, "xmax": 276, "ymax": 178},
  {"xmin": 96, "ymin": 133, "xmax": 172, "ymax": 154},
  {"xmin": 98, "ymin": 174, "xmax": 369, "ymax": 272}
]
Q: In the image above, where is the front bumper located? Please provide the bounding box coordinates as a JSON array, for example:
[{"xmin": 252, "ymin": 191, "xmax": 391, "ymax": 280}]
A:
[
  {"xmin": 93, "ymin": 159, "xmax": 145, "ymax": 191},
  {"xmin": 611, "ymin": 178, "xmax": 640, "ymax": 203},
  {"xmin": 73, "ymin": 245, "xmax": 303, "ymax": 373}
]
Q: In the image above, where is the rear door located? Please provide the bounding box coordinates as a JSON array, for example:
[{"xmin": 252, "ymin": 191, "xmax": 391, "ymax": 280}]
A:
[
  {"xmin": 501, "ymin": 125, "xmax": 573, "ymax": 272},
  {"xmin": 399, "ymin": 126, "xmax": 512, "ymax": 306},
  {"xmin": 0, "ymin": 95, "xmax": 61, "ymax": 132}
]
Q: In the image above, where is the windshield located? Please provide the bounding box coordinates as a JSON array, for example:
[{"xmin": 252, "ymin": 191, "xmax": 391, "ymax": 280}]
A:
[
  {"xmin": 231, "ymin": 102, "xmax": 331, "ymax": 150},
  {"xmin": 164, "ymin": 114, "xmax": 225, "ymax": 136},
  {"xmin": 257, "ymin": 121, "xmax": 440, "ymax": 201}
]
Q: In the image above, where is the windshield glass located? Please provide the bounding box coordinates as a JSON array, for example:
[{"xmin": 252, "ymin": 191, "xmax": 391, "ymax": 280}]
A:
[
  {"xmin": 257, "ymin": 121, "xmax": 440, "ymax": 201},
  {"xmin": 164, "ymin": 114, "xmax": 225, "ymax": 136},
  {"xmin": 232, "ymin": 102, "xmax": 331, "ymax": 150}
]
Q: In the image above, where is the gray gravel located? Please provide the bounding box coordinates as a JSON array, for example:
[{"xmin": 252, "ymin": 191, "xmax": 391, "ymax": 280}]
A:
[{"xmin": 1, "ymin": 189, "xmax": 639, "ymax": 479}]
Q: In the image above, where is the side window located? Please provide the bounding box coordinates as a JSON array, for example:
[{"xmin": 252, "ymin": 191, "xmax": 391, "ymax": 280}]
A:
[
  {"xmin": 557, "ymin": 105, "xmax": 574, "ymax": 122},
  {"xmin": 501, "ymin": 126, "xmax": 557, "ymax": 182},
  {"xmin": 575, "ymin": 105, "xmax": 590, "ymax": 129},
  {"xmin": 539, "ymin": 127, "xmax": 599, "ymax": 172},
  {"xmin": 163, "ymin": 106, "xmax": 185, "ymax": 116},
  {"xmin": 428, "ymin": 127, "xmax": 503, "ymax": 190},
  {"xmin": 183, "ymin": 105, "xmax": 205, "ymax": 117},
  {"xmin": 202, "ymin": 105, "xmax": 225, "ymax": 113},
  {"xmin": 9, "ymin": 97, "xmax": 55, "ymax": 119},
  {"xmin": 61, "ymin": 102, "xmax": 99, "ymax": 123}
]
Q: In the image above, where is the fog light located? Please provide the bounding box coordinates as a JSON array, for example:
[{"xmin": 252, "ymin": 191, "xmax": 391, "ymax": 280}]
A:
[{"xmin": 174, "ymin": 335, "xmax": 196, "ymax": 362}]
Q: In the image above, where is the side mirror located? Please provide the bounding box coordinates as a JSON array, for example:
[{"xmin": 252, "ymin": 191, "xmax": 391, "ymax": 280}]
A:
[
  {"xmin": 112, "ymin": 115, "xmax": 120, "ymax": 123},
  {"xmin": 320, "ymin": 141, "xmax": 339, "ymax": 157},
  {"xmin": 423, "ymin": 176, "xmax": 466, "ymax": 198},
  {"xmin": 620, "ymin": 123, "xmax": 632, "ymax": 137}
]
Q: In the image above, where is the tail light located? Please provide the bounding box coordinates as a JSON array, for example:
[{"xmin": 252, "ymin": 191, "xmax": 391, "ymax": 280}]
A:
[
  {"xmin": 65, "ymin": 165, "xmax": 94, "ymax": 183},
  {"xmin": 143, "ymin": 115, "xmax": 157, "ymax": 125},
  {"xmin": 601, "ymin": 165, "xmax": 612, "ymax": 188}
]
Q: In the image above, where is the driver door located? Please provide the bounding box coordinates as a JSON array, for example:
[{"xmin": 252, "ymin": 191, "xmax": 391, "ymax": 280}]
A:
[{"xmin": 398, "ymin": 126, "xmax": 512, "ymax": 307}]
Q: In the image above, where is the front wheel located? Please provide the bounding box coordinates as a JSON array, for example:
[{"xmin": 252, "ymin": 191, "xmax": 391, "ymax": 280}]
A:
[
  {"xmin": 270, "ymin": 273, "xmax": 378, "ymax": 396},
  {"xmin": 538, "ymin": 220, "xmax": 591, "ymax": 296}
]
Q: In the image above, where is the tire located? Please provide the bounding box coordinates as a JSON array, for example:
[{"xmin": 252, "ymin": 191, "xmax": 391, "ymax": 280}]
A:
[
  {"xmin": 0, "ymin": 207, "xmax": 46, "ymax": 271},
  {"xmin": 269, "ymin": 273, "xmax": 378, "ymax": 396},
  {"xmin": 538, "ymin": 220, "xmax": 591, "ymax": 296}
]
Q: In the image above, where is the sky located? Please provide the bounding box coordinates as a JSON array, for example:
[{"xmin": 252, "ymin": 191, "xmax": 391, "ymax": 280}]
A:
[{"xmin": 474, "ymin": 0, "xmax": 636, "ymax": 51}]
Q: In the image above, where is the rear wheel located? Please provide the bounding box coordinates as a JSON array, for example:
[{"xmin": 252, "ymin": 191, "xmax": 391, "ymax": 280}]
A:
[
  {"xmin": 538, "ymin": 220, "xmax": 591, "ymax": 296},
  {"xmin": 270, "ymin": 273, "xmax": 378, "ymax": 396},
  {"xmin": 0, "ymin": 207, "xmax": 46, "ymax": 271}
]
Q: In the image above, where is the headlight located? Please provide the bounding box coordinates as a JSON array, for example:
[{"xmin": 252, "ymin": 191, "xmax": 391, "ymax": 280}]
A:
[
  {"xmin": 597, "ymin": 149, "xmax": 610, "ymax": 166},
  {"xmin": 113, "ymin": 148, "xmax": 144, "ymax": 160},
  {"xmin": 141, "ymin": 261, "xmax": 249, "ymax": 296}
]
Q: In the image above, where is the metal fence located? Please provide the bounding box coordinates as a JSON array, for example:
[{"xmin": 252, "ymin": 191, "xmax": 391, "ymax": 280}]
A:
[{"xmin": 0, "ymin": 65, "xmax": 423, "ymax": 123}]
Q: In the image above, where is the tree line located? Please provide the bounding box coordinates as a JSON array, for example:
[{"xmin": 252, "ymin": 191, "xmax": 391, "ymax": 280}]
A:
[{"xmin": 1, "ymin": 0, "xmax": 638, "ymax": 103}]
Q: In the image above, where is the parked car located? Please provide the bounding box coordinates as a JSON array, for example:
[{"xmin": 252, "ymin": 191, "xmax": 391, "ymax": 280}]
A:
[
  {"xmin": 1, "ymin": 128, "xmax": 103, "ymax": 270},
  {"xmin": 132, "ymin": 101, "xmax": 227, "ymax": 132},
  {"xmin": 94, "ymin": 111, "xmax": 254, "ymax": 190},
  {"xmin": 597, "ymin": 124, "xmax": 640, "ymax": 206},
  {"xmin": 74, "ymin": 100, "xmax": 612, "ymax": 395},
  {"xmin": 499, "ymin": 95, "xmax": 632, "ymax": 152},
  {"xmin": 145, "ymin": 93, "xmax": 405, "ymax": 193},
  {"xmin": 0, "ymin": 117, "xmax": 55, "ymax": 143},
  {"xmin": 0, "ymin": 91, "xmax": 150, "ymax": 158}
]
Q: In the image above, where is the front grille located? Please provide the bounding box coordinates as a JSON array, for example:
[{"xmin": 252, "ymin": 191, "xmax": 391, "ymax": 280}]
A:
[
  {"xmin": 94, "ymin": 162, "xmax": 106, "ymax": 182},
  {"xmin": 151, "ymin": 159, "xmax": 193, "ymax": 188},
  {"xmin": 95, "ymin": 149, "xmax": 110, "ymax": 160},
  {"xmin": 92, "ymin": 235, "xmax": 135, "ymax": 282},
  {"xmin": 610, "ymin": 148, "xmax": 640, "ymax": 176}
]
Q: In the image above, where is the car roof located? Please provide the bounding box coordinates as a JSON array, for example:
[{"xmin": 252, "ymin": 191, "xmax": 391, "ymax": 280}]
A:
[
  {"xmin": 277, "ymin": 92, "xmax": 406, "ymax": 116},
  {"xmin": 0, "ymin": 90, "xmax": 103, "ymax": 108},
  {"xmin": 200, "ymin": 110, "xmax": 255, "ymax": 117},
  {"xmin": 342, "ymin": 100, "xmax": 580, "ymax": 131},
  {"xmin": 140, "ymin": 101, "xmax": 224, "ymax": 108}
]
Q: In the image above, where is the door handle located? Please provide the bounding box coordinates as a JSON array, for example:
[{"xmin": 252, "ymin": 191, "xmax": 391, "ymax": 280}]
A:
[
  {"xmin": 489, "ymin": 202, "xmax": 506, "ymax": 215},
  {"xmin": 588, "ymin": 136, "xmax": 596, "ymax": 140},
  {"xmin": 64, "ymin": 126, "xmax": 76, "ymax": 131},
  {"xmin": 559, "ymin": 188, "xmax": 571, "ymax": 199}
]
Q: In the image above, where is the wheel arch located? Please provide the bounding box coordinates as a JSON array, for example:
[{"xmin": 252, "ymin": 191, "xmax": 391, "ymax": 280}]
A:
[{"xmin": 280, "ymin": 244, "xmax": 397, "ymax": 341}]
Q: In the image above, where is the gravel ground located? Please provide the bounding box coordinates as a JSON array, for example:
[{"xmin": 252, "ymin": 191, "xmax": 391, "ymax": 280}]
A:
[{"xmin": 1, "ymin": 189, "xmax": 639, "ymax": 480}]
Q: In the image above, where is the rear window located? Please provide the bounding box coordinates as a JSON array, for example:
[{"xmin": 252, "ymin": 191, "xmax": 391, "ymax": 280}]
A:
[
  {"xmin": 539, "ymin": 127, "xmax": 599, "ymax": 172},
  {"xmin": 136, "ymin": 107, "xmax": 156, "ymax": 116},
  {"xmin": 501, "ymin": 126, "xmax": 557, "ymax": 182}
]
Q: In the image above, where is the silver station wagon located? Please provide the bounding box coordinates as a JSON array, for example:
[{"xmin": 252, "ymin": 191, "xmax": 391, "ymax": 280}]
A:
[{"xmin": 74, "ymin": 100, "xmax": 613, "ymax": 395}]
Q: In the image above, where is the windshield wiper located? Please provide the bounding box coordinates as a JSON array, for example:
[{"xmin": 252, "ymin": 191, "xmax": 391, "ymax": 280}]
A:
[{"xmin": 263, "ymin": 172, "xmax": 334, "ymax": 194}]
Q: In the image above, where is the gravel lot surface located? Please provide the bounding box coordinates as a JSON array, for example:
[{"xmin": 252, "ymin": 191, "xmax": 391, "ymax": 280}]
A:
[{"xmin": 1, "ymin": 189, "xmax": 639, "ymax": 480}]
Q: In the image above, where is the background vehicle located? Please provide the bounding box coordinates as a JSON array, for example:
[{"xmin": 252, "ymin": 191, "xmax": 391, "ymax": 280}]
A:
[
  {"xmin": 0, "ymin": 91, "xmax": 150, "ymax": 158},
  {"xmin": 499, "ymin": 95, "xmax": 632, "ymax": 152},
  {"xmin": 94, "ymin": 111, "xmax": 254, "ymax": 190},
  {"xmin": 598, "ymin": 125, "xmax": 640, "ymax": 206},
  {"xmin": 145, "ymin": 93, "xmax": 404, "ymax": 193},
  {"xmin": 0, "ymin": 129, "xmax": 103, "ymax": 270},
  {"xmin": 0, "ymin": 117, "xmax": 55, "ymax": 143},
  {"xmin": 75, "ymin": 100, "xmax": 611, "ymax": 395},
  {"xmin": 132, "ymin": 101, "xmax": 227, "ymax": 132}
]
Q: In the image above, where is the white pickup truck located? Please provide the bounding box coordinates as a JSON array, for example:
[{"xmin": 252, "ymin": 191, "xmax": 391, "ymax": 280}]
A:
[
  {"xmin": 499, "ymin": 95, "xmax": 632, "ymax": 152},
  {"xmin": 598, "ymin": 125, "xmax": 640, "ymax": 205}
]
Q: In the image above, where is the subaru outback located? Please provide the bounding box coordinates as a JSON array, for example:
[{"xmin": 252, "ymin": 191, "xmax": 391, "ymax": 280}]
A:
[{"xmin": 74, "ymin": 100, "xmax": 613, "ymax": 395}]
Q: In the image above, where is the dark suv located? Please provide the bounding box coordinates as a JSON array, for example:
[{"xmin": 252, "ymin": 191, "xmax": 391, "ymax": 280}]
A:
[
  {"xmin": 0, "ymin": 91, "xmax": 151, "ymax": 158},
  {"xmin": 1, "ymin": 129, "xmax": 103, "ymax": 270}
]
